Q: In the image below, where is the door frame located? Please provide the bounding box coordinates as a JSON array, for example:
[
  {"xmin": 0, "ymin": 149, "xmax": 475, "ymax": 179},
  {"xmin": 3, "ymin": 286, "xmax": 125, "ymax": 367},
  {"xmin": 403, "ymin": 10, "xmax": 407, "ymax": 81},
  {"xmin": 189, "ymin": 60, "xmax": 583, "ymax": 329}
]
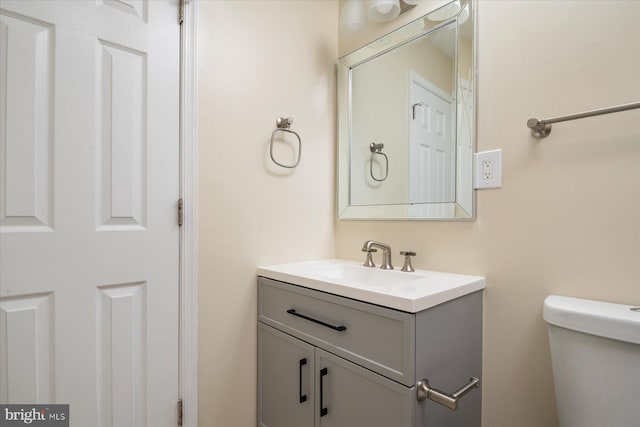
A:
[{"xmin": 180, "ymin": 1, "xmax": 198, "ymax": 426}]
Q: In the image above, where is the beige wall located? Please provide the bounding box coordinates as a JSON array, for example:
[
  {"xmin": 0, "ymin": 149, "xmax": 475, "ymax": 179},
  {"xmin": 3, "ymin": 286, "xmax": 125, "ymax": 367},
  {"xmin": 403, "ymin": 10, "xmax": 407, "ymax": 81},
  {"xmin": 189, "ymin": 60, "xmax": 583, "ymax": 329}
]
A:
[
  {"xmin": 337, "ymin": 1, "xmax": 640, "ymax": 427},
  {"xmin": 197, "ymin": 0, "xmax": 639, "ymax": 426},
  {"xmin": 197, "ymin": 1, "xmax": 338, "ymax": 425}
]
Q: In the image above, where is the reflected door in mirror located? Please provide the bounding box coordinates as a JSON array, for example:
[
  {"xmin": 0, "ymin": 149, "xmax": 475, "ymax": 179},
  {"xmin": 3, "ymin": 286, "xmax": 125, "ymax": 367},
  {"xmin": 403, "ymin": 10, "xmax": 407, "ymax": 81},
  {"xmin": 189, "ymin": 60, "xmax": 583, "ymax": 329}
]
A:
[{"xmin": 409, "ymin": 70, "xmax": 455, "ymax": 204}]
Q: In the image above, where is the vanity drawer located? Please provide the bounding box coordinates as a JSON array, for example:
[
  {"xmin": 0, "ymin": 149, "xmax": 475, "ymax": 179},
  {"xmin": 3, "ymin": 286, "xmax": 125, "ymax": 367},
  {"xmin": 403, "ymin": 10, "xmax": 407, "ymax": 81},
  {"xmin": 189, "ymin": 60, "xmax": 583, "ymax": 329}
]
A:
[{"xmin": 258, "ymin": 277, "xmax": 415, "ymax": 386}]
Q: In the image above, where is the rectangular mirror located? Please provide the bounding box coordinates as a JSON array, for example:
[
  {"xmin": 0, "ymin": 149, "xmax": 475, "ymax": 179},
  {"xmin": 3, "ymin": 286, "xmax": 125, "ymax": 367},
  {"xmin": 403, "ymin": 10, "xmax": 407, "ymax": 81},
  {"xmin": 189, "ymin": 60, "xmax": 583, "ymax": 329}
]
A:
[{"xmin": 338, "ymin": 0, "xmax": 476, "ymax": 220}]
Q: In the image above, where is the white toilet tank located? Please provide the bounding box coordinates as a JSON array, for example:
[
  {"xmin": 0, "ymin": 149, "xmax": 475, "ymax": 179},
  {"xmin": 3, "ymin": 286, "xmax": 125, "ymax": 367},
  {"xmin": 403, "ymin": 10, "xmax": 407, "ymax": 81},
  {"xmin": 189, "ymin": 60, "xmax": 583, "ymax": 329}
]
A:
[{"xmin": 543, "ymin": 295, "xmax": 640, "ymax": 427}]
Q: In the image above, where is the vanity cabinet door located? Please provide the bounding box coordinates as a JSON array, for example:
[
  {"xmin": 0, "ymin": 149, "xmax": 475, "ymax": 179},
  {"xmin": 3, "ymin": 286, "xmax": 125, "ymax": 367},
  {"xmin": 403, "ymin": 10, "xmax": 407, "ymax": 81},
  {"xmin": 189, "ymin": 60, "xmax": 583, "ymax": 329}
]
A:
[
  {"xmin": 315, "ymin": 349, "xmax": 414, "ymax": 427},
  {"xmin": 258, "ymin": 324, "xmax": 315, "ymax": 427}
]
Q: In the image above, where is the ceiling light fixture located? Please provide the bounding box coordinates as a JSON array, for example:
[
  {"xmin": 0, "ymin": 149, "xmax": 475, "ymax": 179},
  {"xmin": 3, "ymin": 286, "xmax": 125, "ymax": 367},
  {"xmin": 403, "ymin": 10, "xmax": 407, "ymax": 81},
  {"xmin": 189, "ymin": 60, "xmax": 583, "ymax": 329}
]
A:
[
  {"xmin": 340, "ymin": 0, "xmax": 420, "ymax": 32},
  {"xmin": 340, "ymin": 0, "xmax": 367, "ymax": 31},
  {"xmin": 368, "ymin": 0, "xmax": 401, "ymax": 23}
]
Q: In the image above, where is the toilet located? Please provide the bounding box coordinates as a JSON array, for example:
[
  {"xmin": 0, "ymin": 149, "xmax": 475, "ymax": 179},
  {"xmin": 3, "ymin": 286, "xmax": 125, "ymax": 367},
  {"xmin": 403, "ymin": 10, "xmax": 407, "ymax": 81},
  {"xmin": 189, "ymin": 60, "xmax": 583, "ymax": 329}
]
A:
[{"xmin": 543, "ymin": 295, "xmax": 640, "ymax": 427}]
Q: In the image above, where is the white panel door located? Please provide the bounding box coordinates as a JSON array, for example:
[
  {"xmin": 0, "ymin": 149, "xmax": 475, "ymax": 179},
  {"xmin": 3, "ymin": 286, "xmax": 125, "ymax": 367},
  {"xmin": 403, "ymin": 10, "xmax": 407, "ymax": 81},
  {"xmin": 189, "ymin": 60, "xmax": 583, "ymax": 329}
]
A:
[
  {"xmin": 409, "ymin": 70, "xmax": 455, "ymax": 204},
  {"xmin": 0, "ymin": 1, "xmax": 180, "ymax": 426}
]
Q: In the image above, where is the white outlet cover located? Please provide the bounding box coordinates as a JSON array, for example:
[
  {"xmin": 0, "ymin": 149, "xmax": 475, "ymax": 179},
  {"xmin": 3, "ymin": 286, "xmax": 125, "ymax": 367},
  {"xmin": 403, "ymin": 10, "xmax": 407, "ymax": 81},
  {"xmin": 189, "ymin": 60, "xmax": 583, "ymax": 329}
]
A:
[{"xmin": 474, "ymin": 149, "xmax": 502, "ymax": 189}]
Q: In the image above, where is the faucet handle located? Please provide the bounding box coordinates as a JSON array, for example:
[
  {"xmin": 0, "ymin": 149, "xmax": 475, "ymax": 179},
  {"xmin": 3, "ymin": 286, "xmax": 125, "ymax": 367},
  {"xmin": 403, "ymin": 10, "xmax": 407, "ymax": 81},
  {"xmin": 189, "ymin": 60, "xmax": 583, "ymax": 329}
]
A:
[
  {"xmin": 362, "ymin": 247, "xmax": 378, "ymax": 267},
  {"xmin": 400, "ymin": 251, "xmax": 416, "ymax": 272}
]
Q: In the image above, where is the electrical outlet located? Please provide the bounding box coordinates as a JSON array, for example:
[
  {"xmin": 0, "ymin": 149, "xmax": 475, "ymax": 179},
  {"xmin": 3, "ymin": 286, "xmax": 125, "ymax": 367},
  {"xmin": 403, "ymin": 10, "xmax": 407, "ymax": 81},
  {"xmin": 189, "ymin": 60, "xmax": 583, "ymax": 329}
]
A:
[
  {"xmin": 474, "ymin": 149, "xmax": 502, "ymax": 189},
  {"xmin": 483, "ymin": 159, "xmax": 493, "ymax": 180}
]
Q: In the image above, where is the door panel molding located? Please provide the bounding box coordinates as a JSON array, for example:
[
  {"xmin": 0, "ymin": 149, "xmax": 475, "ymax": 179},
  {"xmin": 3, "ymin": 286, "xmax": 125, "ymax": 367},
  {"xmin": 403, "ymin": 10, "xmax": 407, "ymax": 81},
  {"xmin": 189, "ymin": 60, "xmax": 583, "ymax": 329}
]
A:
[
  {"xmin": 96, "ymin": 282, "xmax": 147, "ymax": 427},
  {"xmin": 0, "ymin": 11, "xmax": 54, "ymax": 231},
  {"xmin": 97, "ymin": 39, "xmax": 147, "ymax": 230},
  {"xmin": 0, "ymin": 292, "xmax": 54, "ymax": 403}
]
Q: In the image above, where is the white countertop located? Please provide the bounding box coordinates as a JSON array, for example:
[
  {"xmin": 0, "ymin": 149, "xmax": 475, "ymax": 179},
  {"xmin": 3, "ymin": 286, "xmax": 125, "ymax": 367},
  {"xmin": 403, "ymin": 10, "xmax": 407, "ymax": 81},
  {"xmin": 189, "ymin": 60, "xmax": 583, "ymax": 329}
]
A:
[{"xmin": 257, "ymin": 259, "xmax": 485, "ymax": 313}]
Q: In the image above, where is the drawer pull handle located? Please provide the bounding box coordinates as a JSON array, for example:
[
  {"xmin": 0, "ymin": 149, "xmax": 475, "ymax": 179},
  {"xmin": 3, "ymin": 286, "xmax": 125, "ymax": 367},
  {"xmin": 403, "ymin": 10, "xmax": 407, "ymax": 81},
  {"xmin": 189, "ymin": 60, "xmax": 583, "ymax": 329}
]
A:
[
  {"xmin": 417, "ymin": 377, "xmax": 480, "ymax": 410},
  {"xmin": 298, "ymin": 358, "xmax": 307, "ymax": 403},
  {"xmin": 286, "ymin": 309, "xmax": 347, "ymax": 332},
  {"xmin": 320, "ymin": 367, "xmax": 328, "ymax": 417}
]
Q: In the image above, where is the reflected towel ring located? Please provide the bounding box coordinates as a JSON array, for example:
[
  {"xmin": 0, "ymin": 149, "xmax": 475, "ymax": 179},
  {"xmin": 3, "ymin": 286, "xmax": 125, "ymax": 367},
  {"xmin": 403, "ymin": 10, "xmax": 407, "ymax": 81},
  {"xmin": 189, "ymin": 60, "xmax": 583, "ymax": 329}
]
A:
[
  {"xmin": 270, "ymin": 117, "xmax": 301, "ymax": 168},
  {"xmin": 370, "ymin": 142, "xmax": 388, "ymax": 182}
]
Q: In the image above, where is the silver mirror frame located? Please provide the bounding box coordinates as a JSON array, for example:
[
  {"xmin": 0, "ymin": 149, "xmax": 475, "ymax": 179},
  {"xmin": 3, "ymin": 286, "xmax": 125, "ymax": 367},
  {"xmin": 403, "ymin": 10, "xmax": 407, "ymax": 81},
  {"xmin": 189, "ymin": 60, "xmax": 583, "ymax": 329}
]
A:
[{"xmin": 337, "ymin": 0, "xmax": 477, "ymax": 220}]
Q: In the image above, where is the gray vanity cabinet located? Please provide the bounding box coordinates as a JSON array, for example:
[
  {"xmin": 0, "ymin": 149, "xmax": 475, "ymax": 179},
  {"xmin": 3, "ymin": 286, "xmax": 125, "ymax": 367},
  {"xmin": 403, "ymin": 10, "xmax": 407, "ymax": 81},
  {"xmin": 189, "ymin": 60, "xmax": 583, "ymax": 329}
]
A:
[
  {"xmin": 257, "ymin": 276, "xmax": 482, "ymax": 427},
  {"xmin": 258, "ymin": 323, "xmax": 412, "ymax": 427},
  {"xmin": 258, "ymin": 323, "xmax": 315, "ymax": 427}
]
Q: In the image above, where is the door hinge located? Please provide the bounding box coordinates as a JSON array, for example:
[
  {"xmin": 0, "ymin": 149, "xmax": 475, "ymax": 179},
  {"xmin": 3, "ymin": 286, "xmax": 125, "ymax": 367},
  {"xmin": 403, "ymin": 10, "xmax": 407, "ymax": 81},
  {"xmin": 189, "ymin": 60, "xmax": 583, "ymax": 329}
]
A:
[
  {"xmin": 177, "ymin": 399, "xmax": 183, "ymax": 426},
  {"xmin": 179, "ymin": 0, "xmax": 185, "ymax": 25},
  {"xmin": 178, "ymin": 198, "xmax": 184, "ymax": 226}
]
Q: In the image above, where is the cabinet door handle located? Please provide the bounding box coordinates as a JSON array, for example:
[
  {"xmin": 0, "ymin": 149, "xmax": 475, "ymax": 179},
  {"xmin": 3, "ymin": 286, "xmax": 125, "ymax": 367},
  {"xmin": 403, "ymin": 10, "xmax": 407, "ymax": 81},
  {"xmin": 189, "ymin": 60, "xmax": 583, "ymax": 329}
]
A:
[
  {"xmin": 286, "ymin": 309, "xmax": 347, "ymax": 332},
  {"xmin": 320, "ymin": 367, "xmax": 328, "ymax": 417},
  {"xmin": 298, "ymin": 358, "xmax": 307, "ymax": 403}
]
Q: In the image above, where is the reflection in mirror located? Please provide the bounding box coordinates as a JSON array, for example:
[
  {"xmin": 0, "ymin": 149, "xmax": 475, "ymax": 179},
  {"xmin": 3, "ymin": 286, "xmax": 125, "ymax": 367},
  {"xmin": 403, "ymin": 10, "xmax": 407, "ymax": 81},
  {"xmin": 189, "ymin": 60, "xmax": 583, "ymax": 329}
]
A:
[{"xmin": 338, "ymin": 0, "xmax": 475, "ymax": 220}]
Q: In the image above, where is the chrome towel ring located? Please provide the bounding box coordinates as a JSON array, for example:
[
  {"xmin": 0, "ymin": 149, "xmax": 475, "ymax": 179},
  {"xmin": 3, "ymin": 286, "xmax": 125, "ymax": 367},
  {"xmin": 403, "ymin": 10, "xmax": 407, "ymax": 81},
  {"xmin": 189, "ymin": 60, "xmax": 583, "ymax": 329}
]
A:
[
  {"xmin": 270, "ymin": 117, "xmax": 301, "ymax": 168},
  {"xmin": 370, "ymin": 142, "xmax": 388, "ymax": 182}
]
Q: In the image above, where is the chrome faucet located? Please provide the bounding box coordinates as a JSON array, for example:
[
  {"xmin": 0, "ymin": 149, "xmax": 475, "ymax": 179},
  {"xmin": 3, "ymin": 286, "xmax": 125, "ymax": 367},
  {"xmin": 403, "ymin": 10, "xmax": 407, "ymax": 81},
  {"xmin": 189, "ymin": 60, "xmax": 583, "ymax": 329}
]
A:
[{"xmin": 361, "ymin": 240, "xmax": 393, "ymax": 270}]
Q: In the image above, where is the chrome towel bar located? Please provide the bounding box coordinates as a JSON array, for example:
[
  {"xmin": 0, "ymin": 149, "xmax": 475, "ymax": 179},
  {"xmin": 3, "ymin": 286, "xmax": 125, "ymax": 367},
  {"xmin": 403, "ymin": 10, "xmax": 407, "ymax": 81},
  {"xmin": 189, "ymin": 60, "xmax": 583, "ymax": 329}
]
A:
[{"xmin": 527, "ymin": 101, "xmax": 640, "ymax": 138}]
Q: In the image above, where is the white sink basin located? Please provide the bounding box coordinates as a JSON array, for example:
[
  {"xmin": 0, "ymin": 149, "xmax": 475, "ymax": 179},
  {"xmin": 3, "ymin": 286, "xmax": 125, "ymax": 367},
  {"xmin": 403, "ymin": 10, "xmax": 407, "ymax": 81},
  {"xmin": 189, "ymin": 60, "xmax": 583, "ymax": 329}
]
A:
[
  {"xmin": 257, "ymin": 259, "xmax": 485, "ymax": 313},
  {"xmin": 307, "ymin": 262, "xmax": 422, "ymax": 288}
]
